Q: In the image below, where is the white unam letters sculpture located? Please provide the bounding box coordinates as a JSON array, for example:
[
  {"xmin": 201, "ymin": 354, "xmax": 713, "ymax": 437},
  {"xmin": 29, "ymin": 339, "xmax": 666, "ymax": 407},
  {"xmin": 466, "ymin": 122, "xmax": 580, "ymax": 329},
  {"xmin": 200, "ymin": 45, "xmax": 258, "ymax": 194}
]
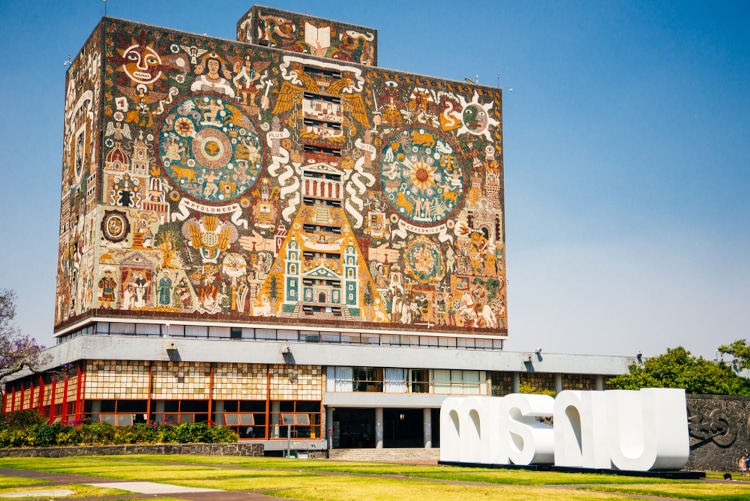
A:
[{"xmin": 440, "ymin": 388, "xmax": 689, "ymax": 471}]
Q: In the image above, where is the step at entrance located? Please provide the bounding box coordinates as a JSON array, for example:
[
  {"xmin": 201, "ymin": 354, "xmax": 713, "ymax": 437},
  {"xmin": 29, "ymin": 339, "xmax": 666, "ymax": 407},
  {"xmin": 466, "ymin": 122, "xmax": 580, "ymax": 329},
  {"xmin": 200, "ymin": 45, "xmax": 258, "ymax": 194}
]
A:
[{"xmin": 327, "ymin": 448, "xmax": 440, "ymax": 463}]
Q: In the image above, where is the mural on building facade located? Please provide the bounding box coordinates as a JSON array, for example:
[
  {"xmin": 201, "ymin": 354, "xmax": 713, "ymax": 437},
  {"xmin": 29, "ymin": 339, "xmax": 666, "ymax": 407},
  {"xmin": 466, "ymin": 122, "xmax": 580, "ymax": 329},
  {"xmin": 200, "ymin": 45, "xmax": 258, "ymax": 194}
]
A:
[
  {"xmin": 55, "ymin": 15, "xmax": 506, "ymax": 335},
  {"xmin": 236, "ymin": 6, "xmax": 377, "ymax": 66}
]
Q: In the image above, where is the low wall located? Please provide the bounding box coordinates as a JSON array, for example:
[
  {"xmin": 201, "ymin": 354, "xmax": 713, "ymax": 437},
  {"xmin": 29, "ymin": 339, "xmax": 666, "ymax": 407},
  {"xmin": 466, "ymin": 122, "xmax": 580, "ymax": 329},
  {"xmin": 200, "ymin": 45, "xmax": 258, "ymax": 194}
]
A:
[
  {"xmin": 686, "ymin": 394, "xmax": 750, "ymax": 472},
  {"xmin": 0, "ymin": 442, "xmax": 263, "ymax": 458}
]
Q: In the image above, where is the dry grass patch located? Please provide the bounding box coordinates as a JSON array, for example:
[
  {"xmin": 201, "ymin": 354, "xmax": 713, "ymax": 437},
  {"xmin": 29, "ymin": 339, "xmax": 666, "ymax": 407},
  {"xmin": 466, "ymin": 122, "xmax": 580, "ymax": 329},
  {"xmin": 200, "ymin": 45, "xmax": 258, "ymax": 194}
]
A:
[
  {"xmin": 0, "ymin": 476, "xmax": 44, "ymax": 489},
  {"xmin": 583, "ymin": 481, "xmax": 750, "ymax": 501},
  {"xmin": 182, "ymin": 474, "xmax": 632, "ymax": 501},
  {"xmin": 0, "ymin": 483, "xmax": 129, "ymax": 499}
]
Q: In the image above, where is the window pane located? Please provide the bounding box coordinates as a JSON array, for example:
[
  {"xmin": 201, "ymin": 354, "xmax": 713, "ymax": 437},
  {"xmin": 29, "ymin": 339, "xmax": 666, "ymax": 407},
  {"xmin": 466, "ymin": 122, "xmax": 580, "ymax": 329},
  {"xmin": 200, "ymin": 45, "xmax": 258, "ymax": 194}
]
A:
[
  {"xmin": 181, "ymin": 400, "xmax": 208, "ymax": 412},
  {"xmin": 296, "ymin": 401, "xmax": 320, "ymax": 413},
  {"xmin": 209, "ymin": 326, "xmax": 230, "ymax": 338},
  {"xmin": 100, "ymin": 414, "xmax": 116, "ymax": 425},
  {"xmin": 117, "ymin": 400, "xmax": 147, "ymax": 413},
  {"xmin": 117, "ymin": 414, "xmax": 134, "ymax": 426}
]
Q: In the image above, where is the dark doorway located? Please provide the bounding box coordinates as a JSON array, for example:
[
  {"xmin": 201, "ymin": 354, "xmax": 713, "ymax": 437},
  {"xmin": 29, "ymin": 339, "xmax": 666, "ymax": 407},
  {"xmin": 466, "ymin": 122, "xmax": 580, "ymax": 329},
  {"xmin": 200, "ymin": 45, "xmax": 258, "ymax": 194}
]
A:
[
  {"xmin": 332, "ymin": 408, "xmax": 375, "ymax": 448},
  {"xmin": 431, "ymin": 408, "xmax": 440, "ymax": 447},
  {"xmin": 383, "ymin": 408, "xmax": 423, "ymax": 448}
]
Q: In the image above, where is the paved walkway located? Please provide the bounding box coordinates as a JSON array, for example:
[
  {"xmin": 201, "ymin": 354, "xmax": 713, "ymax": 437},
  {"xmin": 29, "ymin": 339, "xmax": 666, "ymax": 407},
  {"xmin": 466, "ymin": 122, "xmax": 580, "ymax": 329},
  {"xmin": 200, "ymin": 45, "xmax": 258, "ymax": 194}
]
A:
[{"xmin": 0, "ymin": 467, "xmax": 291, "ymax": 500}]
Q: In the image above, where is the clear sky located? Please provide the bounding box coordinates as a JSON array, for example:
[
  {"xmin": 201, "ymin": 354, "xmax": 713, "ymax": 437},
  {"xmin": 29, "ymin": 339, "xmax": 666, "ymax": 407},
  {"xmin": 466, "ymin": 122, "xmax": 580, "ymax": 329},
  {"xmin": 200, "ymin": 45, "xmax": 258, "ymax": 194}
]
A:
[{"xmin": 0, "ymin": 0, "xmax": 748, "ymax": 359}]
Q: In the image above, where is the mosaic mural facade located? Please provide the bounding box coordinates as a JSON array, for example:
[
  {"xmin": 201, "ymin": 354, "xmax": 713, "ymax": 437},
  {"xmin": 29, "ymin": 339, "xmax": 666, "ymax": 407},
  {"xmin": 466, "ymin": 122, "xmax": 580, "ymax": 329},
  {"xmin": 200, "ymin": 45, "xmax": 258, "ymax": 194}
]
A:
[
  {"xmin": 55, "ymin": 10, "xmax": 506, "ymax": 337},
  {"xmin": 236, "ymin": 6, "xmax": 378, "ymax": 66}
]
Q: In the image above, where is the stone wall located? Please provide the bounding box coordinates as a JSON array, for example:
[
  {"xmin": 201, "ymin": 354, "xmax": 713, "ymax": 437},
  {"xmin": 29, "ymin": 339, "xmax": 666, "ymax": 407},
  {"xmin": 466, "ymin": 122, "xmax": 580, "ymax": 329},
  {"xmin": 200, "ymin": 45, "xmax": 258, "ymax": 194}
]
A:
[
  {"xmin": 686, "ymin": 394, "xmax": 750, "ymax": 472},
  {"xmin": 0, "ymin": 443, "xmax": 263, "ymax": 458}
]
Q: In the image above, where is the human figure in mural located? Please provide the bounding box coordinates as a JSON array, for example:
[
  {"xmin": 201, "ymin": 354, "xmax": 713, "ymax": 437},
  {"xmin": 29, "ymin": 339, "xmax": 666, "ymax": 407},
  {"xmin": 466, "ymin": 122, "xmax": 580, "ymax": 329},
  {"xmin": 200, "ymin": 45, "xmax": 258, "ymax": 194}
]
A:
[
  {"xmin": 158, "ymin": 271, "xmax": 173, "ymax": 306},
  {"xmin": 134, "ymin": 272, "xmax": 148, "ymax": 308},
  {"xmin": 436, "ymin": 292, "xmax": 447, "ymax": 326},
  {"xmin": 163, "ymin": 135, "xmax": 186, "ymax": 163},
  {"xmin": 125, "ymin": 88, "xmax": 153, "ymax": 128},
  {"xmin": 122, "ymin": 283, "xmax": 135, "ymax": 310},
  {"xmin": 379, "ymin": 82, "xmax": 403, "ymax": 126},
  {"xmin": 202, "ymin": 169, "xmax": 221, "ymax": 198},
  {"xmin": 233, "ymin": 55, "xmax": 262, "ymax": 106},
  {"xmin": 173, "ymin": 277, "xmax": 192, "ymax": 309},
  {"xmin": 98, "ymin": 270, "xmax": 117, "ymax": 308},
  {"xmin": 197, "ymin": 97, "xmax": 225, "ymax": 126},
  {"xmin": 191, "ymin": 54, "xmax": 235, "ymax": 97}
]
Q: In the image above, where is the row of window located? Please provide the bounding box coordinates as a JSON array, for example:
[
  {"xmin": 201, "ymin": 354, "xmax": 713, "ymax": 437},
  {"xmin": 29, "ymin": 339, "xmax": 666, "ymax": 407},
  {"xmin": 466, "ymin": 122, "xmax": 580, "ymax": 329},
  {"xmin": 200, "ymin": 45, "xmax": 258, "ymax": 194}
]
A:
[
  {"xmin": 56, "ymin": 323, "xmax": 506, "ymax": 350},
  {"xmin": 82, "ymin": 399, "xmax": 322, "ymax": 439},
  {"xmin": 326, "ymin": 367, "xmax": 485, "ymax": 395},
  {"xmin": 302, "ymin": 223, "xmax": 342, "ymax": 234},
  {"xmin": 303, "ymin": 197, "xmax": 342, "ymax": 207}
]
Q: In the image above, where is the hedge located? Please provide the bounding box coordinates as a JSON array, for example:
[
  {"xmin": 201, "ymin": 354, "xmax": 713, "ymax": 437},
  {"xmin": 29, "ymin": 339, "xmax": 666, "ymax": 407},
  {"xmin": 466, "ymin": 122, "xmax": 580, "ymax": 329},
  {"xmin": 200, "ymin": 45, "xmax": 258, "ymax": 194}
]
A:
[{"xmin": 0, "ymin": 411, "xmax": 238, "ymax": 448}]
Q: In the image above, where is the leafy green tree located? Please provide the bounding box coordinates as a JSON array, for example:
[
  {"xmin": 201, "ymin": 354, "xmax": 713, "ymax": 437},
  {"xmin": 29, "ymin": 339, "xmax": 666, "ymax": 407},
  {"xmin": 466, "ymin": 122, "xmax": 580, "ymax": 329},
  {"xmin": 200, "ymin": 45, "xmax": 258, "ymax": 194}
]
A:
[
  {"xmin": 718, "ymin": 339, "xmax": 750, "ymax": 371},
  {"xmin": 518, "ymin": 382, "xmax": 556, "ymax": 397},
  {"xmin": 609, "ymin": 346, "xmax": 750, "ymax": 395}
]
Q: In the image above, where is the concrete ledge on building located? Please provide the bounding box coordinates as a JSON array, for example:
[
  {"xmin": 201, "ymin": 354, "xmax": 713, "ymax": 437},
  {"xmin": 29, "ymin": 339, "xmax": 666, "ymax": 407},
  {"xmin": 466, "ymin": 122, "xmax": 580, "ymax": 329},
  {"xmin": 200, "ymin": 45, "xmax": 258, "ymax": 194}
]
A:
[{"xmin": 0, "ymin": 443, "xmax": 263, "ymax": 458}]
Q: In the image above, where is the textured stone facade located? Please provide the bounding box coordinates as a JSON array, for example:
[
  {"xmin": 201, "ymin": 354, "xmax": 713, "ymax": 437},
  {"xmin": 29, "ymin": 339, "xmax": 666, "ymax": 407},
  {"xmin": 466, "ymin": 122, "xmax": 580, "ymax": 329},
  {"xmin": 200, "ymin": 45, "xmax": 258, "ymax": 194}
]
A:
[{"xmin": 686, "ymin": 394, "xmax": 750, "ymax": 472}]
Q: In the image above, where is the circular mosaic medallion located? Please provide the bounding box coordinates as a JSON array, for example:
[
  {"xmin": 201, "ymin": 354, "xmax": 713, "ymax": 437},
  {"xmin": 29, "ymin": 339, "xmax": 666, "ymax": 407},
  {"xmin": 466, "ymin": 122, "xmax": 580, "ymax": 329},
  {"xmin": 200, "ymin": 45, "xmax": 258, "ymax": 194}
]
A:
[
  {"xmin": 379, "ymin": 127, "xmax": 464, "ymax": 225},
  {"xmin": 157, "ymin": 95, "xmax": 263, "ymax": 203},
  {"xmin": 403, "ymin": 235, "xmax": 445, "ymax": 284},
  {"xmin": 101, "ymin": 210, "xmax": 130, "ymax": 243}
]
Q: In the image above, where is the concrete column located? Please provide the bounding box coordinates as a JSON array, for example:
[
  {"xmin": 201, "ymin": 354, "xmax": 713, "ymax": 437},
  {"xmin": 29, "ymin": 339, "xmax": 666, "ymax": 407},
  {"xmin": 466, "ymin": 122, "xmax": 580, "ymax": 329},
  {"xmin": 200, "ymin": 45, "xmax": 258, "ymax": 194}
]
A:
[
  {"xmin": 555, "ymin": 373, "xmax": 563, "ymax": 394},
  {"xmin": 271, "ymin": 401, "xmax": 281, "ymax": 438},
  {"xmin": 511, "ymin": 372, "xmax": 520, "ymax": 393},
  {"xmin": 423, "ymin": 408, "xmax": 432, "ymax": 449},
  {"xmin": 326, "ymin": 406, "xmax": 334, "ymax": 449},
  {"xmin": 596, "ymin": 375, "xmax": 604, "ymax": 391},
  {"xmin": 375, "ymin": 407, "xmax": 384, "ymax": 449}
]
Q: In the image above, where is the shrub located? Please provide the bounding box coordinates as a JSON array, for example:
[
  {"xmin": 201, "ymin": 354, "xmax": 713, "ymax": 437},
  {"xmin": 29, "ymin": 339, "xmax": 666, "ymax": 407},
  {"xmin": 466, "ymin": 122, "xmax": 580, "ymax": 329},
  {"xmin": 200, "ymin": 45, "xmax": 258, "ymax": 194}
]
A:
[
  {"xmin": 1, "ymin": 410, "xmax": 46, "ymax": 430},
  {"xmin": 30, "ymin": 424, "xmax": 63, "ymax": 447},
  {"xmin": 0, "ymin": 420, "xmax": 237, "ymax": 447}
]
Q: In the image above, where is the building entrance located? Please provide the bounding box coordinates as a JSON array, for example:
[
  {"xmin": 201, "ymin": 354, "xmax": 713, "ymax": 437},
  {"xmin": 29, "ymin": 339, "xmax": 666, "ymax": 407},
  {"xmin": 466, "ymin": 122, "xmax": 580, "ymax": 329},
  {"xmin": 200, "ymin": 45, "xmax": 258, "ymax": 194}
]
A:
[
  {"xmin": 383, "ymin": 408, "xmax": 424, "ymax": 448},
  {"xmin": 332, "ymin": 408, "xmax": 375, "ymax": 448}
]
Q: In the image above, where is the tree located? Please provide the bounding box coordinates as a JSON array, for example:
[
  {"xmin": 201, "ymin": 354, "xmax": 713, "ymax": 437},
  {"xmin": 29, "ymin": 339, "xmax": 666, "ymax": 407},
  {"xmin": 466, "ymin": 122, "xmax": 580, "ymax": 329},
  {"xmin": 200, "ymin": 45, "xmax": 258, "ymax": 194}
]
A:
[
  {"xmin": 717, "ymin": 339, "xmax": 750, "ymax": 371},
  {"xmin": 609, "ymin": 346, "xmax": 750, "ymax": 396},
  {"xmin": 0, "ymin": 289, "xmax": 48, "ymax": 380},
  {"xmin": 362, "ymin": 283, "xmax": 374, "ymax": 321}
]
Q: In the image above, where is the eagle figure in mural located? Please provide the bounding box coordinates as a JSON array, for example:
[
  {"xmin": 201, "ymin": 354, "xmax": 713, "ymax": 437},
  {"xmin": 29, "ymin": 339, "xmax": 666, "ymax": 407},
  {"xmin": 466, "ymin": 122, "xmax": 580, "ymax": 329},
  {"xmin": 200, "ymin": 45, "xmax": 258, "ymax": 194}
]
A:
[
  {"xmin": 273, "ymin": 66, "xmax": 370, "ymax": 129},
  {"xmin": 182, "ymin": 215, "xmax": 238, "ymax": 263}
]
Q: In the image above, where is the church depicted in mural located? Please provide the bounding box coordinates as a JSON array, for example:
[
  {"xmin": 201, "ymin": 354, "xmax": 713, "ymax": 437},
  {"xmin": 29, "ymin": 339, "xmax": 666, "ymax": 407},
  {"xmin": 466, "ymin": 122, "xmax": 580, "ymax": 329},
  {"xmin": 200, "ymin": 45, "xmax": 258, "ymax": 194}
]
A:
[{"xmin": 56, "ymin": 5, "xmax": 507, "ymax": 338}]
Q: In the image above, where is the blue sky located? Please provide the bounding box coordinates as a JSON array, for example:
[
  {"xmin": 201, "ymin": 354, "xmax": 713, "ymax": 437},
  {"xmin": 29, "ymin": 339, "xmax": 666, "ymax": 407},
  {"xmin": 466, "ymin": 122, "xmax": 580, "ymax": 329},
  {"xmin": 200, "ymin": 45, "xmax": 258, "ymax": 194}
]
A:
[{"xmin": 0, "ymin": 0, "xmax": 748, "ymax": 359}]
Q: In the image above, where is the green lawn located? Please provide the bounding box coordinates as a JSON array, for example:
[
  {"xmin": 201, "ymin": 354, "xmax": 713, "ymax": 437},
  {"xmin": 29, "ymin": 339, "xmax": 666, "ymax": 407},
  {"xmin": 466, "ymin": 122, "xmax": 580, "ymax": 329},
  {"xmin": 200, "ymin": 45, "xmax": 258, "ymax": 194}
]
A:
[{"xmin": 1, "ymin": 455, "xmax": 748, "ymax": 501}]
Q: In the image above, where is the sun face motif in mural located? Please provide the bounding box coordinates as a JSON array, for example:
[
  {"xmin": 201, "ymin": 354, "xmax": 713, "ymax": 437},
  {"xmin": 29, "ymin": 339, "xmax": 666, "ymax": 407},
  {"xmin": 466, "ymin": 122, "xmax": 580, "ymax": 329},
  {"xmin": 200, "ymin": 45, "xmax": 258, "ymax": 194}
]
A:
[
  {"xmin": 117, "ymin": 41, "xmax": 165, "ymax": 86},
  {"xmin": 404, "ymin": 235, "xmax": 445, "ymax": 284},
  {"xmin": 157, "ymin": 95, "xmax": 263, "ymax": 203},
  {"xmin": 456, "ymin": 92, "xmax": 500, "ymax": 141},
  {"xmin": 379, "ymin": 127, "xmax": 464, "ymax": 225}
]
